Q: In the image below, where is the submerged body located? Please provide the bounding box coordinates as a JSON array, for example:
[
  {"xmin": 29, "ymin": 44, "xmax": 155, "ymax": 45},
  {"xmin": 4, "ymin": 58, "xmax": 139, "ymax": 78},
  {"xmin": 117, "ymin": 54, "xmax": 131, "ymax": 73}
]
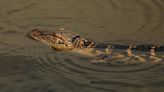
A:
[{"xmin": 29, "ymin": 28, "xmax": 164, "ymax": 63}]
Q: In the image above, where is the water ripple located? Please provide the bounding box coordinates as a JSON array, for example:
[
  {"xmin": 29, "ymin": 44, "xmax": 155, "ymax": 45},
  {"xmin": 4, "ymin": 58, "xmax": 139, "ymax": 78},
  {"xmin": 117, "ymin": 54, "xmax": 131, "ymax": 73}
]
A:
[
  {"xmin": 14, "ymin": 46, "xmax": 163, "ymax": 92},
  {"xmin": 0, "ymin": 0, "xmax": 164, "ymax": 92},
  {"xmin": 149, "ymin": 0, "xmax": 164, "ymax": 32}
]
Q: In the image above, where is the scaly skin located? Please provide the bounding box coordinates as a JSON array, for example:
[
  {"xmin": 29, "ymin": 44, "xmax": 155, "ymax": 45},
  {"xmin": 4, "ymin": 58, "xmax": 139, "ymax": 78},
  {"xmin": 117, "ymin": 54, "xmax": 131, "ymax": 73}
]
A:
[{"xmin": 29, "ymin": 28, "xmax": 164, "ymax": 63}]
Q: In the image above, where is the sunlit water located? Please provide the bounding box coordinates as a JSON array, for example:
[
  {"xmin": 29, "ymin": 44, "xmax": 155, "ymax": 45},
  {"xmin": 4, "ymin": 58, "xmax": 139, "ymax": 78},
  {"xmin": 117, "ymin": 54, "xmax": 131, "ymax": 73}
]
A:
[{"xmin": 0, "ymin": 0, "xmax": 164, "ymax": 92}]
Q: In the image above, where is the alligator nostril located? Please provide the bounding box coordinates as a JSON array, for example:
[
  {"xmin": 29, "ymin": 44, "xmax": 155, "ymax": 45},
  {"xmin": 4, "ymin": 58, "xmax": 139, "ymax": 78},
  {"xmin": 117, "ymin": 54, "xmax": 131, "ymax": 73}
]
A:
[{"xmin": 31, "ymin": 30, "xmax": 42, "ymax": 36}]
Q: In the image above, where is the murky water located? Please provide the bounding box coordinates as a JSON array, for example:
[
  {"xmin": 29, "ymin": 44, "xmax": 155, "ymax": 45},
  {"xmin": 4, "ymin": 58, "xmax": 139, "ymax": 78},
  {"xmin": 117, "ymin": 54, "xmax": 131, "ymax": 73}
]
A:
[{"xmin": 0, "ymin": 0, "xmax": 164, "ymax": 92}]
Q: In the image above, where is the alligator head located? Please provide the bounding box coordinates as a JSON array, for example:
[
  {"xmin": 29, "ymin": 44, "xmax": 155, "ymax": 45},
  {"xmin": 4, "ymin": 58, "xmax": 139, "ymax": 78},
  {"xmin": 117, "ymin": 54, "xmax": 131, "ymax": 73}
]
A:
[{"xmin": 29, "ymin": 29, "xmax": 95, "ymax": 51}]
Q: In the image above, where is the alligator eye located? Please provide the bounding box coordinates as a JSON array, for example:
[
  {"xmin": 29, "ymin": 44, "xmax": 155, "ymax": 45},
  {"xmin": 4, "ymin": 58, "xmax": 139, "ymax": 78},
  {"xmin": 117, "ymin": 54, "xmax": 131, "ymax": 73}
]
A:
[
  {"xmin": 59, "ymin": 40, "xmax": 64, "ymax": 44},
  {"xmin": 56, "ymin": 38, "xmax": 64, "ymax": 44},
  {"xmin": 72, "ymin": 36, "xmax": 80, "ymax": 42}
]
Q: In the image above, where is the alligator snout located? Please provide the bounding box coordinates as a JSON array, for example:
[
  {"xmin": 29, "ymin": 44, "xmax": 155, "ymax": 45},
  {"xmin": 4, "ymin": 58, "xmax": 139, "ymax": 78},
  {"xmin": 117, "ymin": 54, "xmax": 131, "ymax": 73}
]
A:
[{"xmin": 30, "ymin": 29, "xmax": 43, "ymax": 37}]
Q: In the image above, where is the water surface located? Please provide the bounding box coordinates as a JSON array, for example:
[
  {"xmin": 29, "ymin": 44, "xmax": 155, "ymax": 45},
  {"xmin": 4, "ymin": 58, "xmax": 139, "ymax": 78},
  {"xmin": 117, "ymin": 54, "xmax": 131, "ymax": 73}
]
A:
[{"xmin": 0, "ymin": 0, "xmax": 164, "ymax": 92}]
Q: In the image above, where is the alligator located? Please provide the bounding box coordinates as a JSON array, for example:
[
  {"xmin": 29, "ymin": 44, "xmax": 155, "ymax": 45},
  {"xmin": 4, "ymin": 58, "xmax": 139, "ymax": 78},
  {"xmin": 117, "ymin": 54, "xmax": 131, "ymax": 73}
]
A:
[{"xmin": 28, "ymin": 28, "xmax": 164, "ymax": 63}]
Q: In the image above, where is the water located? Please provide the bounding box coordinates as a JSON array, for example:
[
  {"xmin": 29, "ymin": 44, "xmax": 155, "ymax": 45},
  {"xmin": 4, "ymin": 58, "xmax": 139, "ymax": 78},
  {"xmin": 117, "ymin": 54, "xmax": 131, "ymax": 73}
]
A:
[{"xmin": 0, "ymin": 0, "xmax": 164, "ymax": 92}]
